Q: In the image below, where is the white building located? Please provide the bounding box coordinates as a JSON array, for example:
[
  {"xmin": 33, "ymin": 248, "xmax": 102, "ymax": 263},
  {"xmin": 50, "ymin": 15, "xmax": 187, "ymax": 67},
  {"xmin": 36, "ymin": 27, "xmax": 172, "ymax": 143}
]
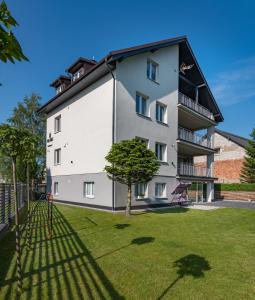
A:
[{"xmin": 39, "ymin": 36, "xmax": 224, "ymax": 210}]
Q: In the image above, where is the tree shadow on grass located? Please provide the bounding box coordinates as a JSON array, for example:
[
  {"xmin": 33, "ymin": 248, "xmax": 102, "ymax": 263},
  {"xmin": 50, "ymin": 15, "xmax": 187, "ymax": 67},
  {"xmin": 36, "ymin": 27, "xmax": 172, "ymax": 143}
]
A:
[
  {"xmin": 157, "ymin": 254, "xmax": 211, "ymax": 300},
  {"xmin": 95, "ymin": 236, "xmax": 155, "ymax": 261},
  {"xmin": 0, "ymin": 201, "xmax": 125, "ymax": 300},
  {"xmin": 153, "ymin": 207, "xmax": 189, "ymax": 215},
  {"xmin": 114, "ymin": 224, "xmax": 130, "ymax": 229}
]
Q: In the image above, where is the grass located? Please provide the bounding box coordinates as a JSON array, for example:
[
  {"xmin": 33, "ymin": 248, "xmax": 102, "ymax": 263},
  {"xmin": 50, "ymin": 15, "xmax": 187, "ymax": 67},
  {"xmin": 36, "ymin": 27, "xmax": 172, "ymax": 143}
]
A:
[{"xmin": 0, "ymin": 201, "xmax": 255, "ymax": 299}]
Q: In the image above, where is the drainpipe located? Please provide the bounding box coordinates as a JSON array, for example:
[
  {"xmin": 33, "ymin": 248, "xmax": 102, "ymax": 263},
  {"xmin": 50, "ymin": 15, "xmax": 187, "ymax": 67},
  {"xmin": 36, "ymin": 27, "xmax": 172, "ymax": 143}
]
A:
[{"xmin": 105, "ymin": 58, "xmax": 116, "ymax": 212}]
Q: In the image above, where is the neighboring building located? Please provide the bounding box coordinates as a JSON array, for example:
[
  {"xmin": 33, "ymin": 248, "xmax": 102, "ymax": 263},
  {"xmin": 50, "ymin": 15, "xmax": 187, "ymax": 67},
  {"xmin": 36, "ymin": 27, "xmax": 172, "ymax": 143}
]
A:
[
  {"xmin": 195, "ymin": 129, "xmax": 248, "ymax": 183},
  {"xmin": 39, "ymin": 36, "xmax": 224, "ymax": 210}
]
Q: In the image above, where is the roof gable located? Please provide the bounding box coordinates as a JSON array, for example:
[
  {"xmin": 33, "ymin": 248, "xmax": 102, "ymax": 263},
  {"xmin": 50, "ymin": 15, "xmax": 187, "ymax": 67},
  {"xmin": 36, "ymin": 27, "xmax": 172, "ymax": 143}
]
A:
[{"xmin": 215, "ymin": 129, "xmax": 248, "ymax": 148}]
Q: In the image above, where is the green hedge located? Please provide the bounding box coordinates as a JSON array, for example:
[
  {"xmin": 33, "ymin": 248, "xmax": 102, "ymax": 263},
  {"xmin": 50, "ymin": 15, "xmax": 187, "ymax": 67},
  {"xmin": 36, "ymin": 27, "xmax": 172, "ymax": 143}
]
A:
[{"xmin": 214, "ymin": 183, "xmax": 255, "ymax": 192}]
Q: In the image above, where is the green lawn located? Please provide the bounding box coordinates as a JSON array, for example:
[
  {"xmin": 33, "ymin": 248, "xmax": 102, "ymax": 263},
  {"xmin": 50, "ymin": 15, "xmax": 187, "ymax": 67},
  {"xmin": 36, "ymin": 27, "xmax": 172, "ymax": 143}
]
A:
[{"xmin": 0, "ymin": 201, "xmax": 255, "ymax": 299}]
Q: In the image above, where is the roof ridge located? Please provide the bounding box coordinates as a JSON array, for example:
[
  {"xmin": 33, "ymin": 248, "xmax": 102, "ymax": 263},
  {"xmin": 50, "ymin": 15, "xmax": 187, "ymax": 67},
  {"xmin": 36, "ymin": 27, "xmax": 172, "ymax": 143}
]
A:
[{"xmin": 215, "ymin": 128, "xmax": 248, "ymax": 141}]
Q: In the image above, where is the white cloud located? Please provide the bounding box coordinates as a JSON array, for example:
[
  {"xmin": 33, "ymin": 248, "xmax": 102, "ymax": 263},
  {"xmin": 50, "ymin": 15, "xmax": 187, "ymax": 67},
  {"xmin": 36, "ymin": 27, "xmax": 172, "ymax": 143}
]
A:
[{"xmin": 210, "ymin": 56, "xmax": 255, "ymax": 106}]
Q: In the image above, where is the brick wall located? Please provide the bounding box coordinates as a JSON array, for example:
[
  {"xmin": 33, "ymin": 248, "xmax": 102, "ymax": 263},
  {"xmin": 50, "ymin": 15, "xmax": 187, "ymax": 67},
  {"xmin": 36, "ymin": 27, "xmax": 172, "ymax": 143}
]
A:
[
  {"xmin": 195, "ymin": 159, "xmax": 244, "ymax": 184},
  {"xmin": 194, "ymin": 132, "xmax": 246, "ymax": 183}
]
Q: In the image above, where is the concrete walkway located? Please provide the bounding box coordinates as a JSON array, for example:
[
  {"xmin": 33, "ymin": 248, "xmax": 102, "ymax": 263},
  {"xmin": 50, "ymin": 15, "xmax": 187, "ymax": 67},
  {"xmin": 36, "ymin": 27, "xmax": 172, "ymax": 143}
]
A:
[
  {"xmin": 198, "ymin": 200, "xmax": 255, "ymax": 209},
  {"xmin": 188, "ymin": 204, "xmax": 220, "ymax": 210}
]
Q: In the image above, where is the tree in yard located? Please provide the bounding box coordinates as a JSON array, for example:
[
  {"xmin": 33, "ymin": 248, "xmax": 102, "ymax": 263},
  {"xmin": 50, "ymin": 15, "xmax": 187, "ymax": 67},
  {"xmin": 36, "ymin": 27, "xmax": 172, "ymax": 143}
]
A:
[
  {"xmin": 0, "ymin": 1, "xmax": 28, "ymax": 63},
  {"xmin": 8, "ymin": 93, "xmax": 46, "ymax": 184},
  {"xmin": 241, "ymin": 127, "xmax": 255, "ymax": 183},
  {"xmin": 0, "ymin": 124, "xmax": 30, "ymax": 293},
  {"xmin": 104, "ymin": 139, "xmax": 160, "ymax": 216},
  {"xmin": 21, "ymin": 131, "xmax": 37, "ymax": 248}
]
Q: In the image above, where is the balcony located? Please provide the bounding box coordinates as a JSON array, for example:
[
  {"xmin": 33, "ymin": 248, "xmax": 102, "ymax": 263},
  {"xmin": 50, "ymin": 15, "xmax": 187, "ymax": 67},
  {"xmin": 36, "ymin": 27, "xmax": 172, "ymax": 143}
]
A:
[
  {"xmin": 178, "ymin": 92, "xmax": 216, "ymax": 130},
  {"xmin": 177, "ymin": 162, "xmax": 212, "ymax": 179},
  {"xmin": 177, "ymin": 127, "xmax": 214, "ymax": 156}
]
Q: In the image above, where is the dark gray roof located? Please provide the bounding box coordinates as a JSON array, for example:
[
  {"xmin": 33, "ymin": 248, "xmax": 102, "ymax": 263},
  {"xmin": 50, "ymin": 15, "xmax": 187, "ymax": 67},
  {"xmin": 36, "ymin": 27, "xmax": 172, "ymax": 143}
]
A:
[
  {"xmin": 38, "ymin": 36, "xmax": 223, "ymax": 122},
  {"xmin": 215, "ymin": 129, "xmax": 249, "ymax": 148}
]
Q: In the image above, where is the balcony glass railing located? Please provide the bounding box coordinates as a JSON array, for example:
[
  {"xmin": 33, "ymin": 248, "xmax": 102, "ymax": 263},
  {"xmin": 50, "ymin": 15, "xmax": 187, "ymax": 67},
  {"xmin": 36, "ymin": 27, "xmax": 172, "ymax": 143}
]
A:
[
  {"xmin": 178, "ymin": 162, "xmax": 211, "ymax": 177},
  {"xmin": 178, "ymin": 92, "xmax": 214, "ymax": 121},
  {"xmin": 178, "ymin": 127, "xmax": 213, "ymax": 149}
]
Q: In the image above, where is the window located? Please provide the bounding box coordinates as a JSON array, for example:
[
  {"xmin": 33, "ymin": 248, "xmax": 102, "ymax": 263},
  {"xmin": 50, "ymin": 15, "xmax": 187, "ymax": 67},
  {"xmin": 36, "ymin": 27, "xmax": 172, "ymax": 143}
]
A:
[
  {"xmin": 54, "ymin": 115, "xmax": 61, "ymax": 133},
  {"xmin": 135, "ymin": 183, "xmax": 148, "ymax": 198},
  {"xmin": 136, "ymin": 93, "xmax": 149, "ymax": 116},
  {"xmin": 136, "ymin": 137, "xmax": 149, "ymax": 148},
  {"xmin": 54, "ymin": 182, "xmax": 59, "ymax": 195},
  {"xmin": 84, "ymin": 182, "xmax": 94, "ymax": 198},
  {"xmin": 156, "ymin": 102, "xmax": 167, "ymax": 123},
  {"xmin": 72, "ymin": 68, "xmax": 84, "ymax": 81},
  {"xmin": 147, "ymin": 59, "xmax": 158, "ymax": 81},
  {"xmin": 54, "ymin": 148, "xmax": 61, "ymax": 165},
  {"xmin": 56, "ymin": 85, "xmax": 63, "ymax": 95},
  {"xmin": 155, "ymin": 183, "xmax": 166, "ymax": 198},
  {"xmin": 215, "ymin": 147, "xmax": 221, "ymax": 155},
  {"xmin": 155, "ymin": 143, "xmax": 167, "ymax": 162}
]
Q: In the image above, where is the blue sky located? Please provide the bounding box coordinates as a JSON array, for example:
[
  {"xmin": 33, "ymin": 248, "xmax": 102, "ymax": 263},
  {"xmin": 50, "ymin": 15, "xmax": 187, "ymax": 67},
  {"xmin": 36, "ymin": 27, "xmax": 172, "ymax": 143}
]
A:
[{"xmin": 1, "ymin": 0, "xmax": 254, "ymax": 137}]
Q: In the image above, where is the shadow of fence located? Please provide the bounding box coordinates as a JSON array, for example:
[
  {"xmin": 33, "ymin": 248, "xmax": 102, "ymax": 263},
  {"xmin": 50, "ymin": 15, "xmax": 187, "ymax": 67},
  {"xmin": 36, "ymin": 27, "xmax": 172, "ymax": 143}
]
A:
[{"xmin": 0, "ymin": 201, "xmax": 124, "ymax": 299}]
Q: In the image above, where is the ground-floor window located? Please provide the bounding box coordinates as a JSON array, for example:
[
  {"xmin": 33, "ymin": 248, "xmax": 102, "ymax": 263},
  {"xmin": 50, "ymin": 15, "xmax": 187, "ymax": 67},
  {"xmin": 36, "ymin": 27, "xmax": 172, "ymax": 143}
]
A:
[
  {"xmin": 135, "ymin": 183, "xmax": 148, "ymax": 198},
  {"xmin": 84, "ymin": 182, "xmax": 95, "ymax": 198},
  {"xmin": 54, "ymin": 182, "xmax": 59, "ymax": 195},
  {"xmin": 155, "ymin": 183, "xmax": 166, "ymax": 198}
]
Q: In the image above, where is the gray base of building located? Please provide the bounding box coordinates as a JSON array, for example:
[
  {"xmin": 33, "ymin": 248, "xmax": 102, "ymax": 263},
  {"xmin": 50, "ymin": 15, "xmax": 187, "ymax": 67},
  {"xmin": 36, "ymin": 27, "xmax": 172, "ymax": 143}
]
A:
[
  {"xmin": 48, "ymin": 172, "xmax": 212, "ymax": 211},
  {"xmin": 53, "ymin": 198, "xmax": 182, "ymax": 211}
]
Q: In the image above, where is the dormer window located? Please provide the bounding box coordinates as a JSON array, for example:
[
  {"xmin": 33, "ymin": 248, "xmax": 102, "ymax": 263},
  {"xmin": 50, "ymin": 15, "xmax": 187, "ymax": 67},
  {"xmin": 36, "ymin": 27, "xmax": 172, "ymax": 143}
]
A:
[
  {"xmin": 56, "ymin": 85, "xmax": 63, "ymax": 95},
  {"xmin": 72, "ymin": 68, "xmax": 84, "ymax": 82}
]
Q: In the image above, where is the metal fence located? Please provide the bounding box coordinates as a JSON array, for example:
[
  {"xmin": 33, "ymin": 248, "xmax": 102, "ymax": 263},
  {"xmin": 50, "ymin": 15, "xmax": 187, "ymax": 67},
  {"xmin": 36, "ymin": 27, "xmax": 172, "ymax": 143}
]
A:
[
  {"xmin": 179, "ymin": 92, "xmax": 214, "ymax": 121},
  {"xmin": 0, "ymin": 183, "xmax": 27, "ymax": 226},
  {"xmin": 178, "ymin": 162, "xmax": 211, "ymax": 177},
  {"xmin": 178, "ymin": 126, "xmax": 213, "ymax": 149}
]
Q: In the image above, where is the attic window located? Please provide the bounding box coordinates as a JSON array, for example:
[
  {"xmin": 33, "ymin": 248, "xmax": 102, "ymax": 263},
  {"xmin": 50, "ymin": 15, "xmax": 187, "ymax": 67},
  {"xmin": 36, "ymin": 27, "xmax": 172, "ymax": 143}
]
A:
[
  {"xmin": 56, "ymin": 85, "xmax": 63, "ymax": 95},
  {"xmin": 72, "ymin": 68, "xmax": 84, "ymax": 81}
]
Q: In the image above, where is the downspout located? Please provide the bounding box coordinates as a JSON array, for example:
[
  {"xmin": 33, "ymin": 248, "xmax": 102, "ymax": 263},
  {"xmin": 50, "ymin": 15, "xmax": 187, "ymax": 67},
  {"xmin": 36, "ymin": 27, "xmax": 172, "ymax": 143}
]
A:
[{"xmin": 105, "ymin": 58, "xmax": 116, "ymax": 212}]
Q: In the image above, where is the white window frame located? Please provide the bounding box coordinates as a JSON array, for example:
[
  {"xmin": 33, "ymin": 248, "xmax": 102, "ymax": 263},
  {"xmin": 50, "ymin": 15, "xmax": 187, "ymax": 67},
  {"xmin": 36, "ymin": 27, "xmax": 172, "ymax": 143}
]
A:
[
  {"xmin": 155, "ymin": 183, "xmax": 166, "ymax": 198},
  {"xmin": 84, "ymin": 182, "xmax": 95, "ymax": 198},
  {"xmin": 136, "ymin": 92, "xmax": 149, "ymax": 117},
  {"xmin": 54, "ymin": 148, "xmax": 61, "ymax": 165},
  {"xmin": 136, "ymin": 136, "xmax": 149, "ymax": 148},
  {"xmin": 56, "ymin": 85, "xmax": 63, "ymax": 95},
  {"xmin": 54, "ymin": 115, "xmax": 61, "ymax": 133},
  {"xmin": 155, "ymin": 142, "xmax": 167, "ymax": 162},
  {"xmin": 135, "ymin": 182, "xmax": 148, "ymax": 199},
  {"xmin": 72, "ymin": 68, "xmax": 84, "ymax": 81},
  {"xmin": 54, "ymin": 182, "xmax": 59, "ymax": 195},
  {"xmin": 156, "ymin": 102, "xmax": 167, "ymax": 124},
  {"xmin": 147, "ymin": 59, "xmax": 158, "ymax": 82}
]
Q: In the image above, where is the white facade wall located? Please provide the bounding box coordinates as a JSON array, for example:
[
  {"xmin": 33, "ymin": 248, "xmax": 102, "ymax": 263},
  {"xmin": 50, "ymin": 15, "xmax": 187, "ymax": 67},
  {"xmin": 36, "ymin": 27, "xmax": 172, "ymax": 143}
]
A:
[
  {"xmin": 115, "ymin": 46, "xmax": 179, "ymax": 176},
  {"xmin": 114, "ymin": 46, "xmax": 179, "ymax": 207},
  {"xmin": 46, "ymin": 73, "xmax": 113, "ymax": 176}
]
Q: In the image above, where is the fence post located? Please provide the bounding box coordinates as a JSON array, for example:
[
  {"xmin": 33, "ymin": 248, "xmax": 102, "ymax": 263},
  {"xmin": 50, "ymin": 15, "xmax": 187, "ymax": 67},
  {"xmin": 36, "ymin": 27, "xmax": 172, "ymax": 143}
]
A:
[
  {"xmin": 7, "ymin": 184, "xmax": 12, "ymax": 225},
  {"xmin": 0, "ymin": 184, "xmax": 5, "ymax": 224}
]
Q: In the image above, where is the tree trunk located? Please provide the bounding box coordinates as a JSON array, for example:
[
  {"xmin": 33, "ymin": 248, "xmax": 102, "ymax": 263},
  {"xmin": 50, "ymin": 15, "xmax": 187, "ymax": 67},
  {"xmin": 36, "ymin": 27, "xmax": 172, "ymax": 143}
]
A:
[
  {"xmin": 26, "ymin": 163, "xmax": 31, "ymax": 248},
  {"xmin": 12, "ymin": 157, "xmax": 22, "ymax": 293},
  {"xmin": 126, "ymin": 184, "xmax": 132, "ymax": 216}
]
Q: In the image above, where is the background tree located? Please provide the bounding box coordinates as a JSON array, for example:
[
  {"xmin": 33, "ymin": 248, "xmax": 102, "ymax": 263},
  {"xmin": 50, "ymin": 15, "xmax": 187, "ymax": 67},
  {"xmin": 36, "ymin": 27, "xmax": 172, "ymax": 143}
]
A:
[
  {"xmin": 0, "ymin": 1, "xmax": 28, "ymax": 63},
  {"xmin": 8, "ymin": 93, "xmax": 46, "ymax": 184},
  {"xmin": 105, "ymin": 139, "xmax": 160, "ymax": 215},
  {"xmin": 241, "ymin": 128, "xmax": 255, "ymax": 183},
  {"xmin": 0, "ymin": 124, "xmax": 29, "ymax": 293}
]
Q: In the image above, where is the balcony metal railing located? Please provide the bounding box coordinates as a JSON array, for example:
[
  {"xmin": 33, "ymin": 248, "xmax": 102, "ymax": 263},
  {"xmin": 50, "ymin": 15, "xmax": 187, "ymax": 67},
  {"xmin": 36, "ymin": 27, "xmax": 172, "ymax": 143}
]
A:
[
  {"xmin": 178, "ymin": 162, "xmax": 211, "ymax": 177},
  {"xmin": 178, "ymin": 127, "xmax": 213, "ymax": 149},
  {"xmin": 178, "ymin": 92, "xmax": 214, "ymax": 121}
]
